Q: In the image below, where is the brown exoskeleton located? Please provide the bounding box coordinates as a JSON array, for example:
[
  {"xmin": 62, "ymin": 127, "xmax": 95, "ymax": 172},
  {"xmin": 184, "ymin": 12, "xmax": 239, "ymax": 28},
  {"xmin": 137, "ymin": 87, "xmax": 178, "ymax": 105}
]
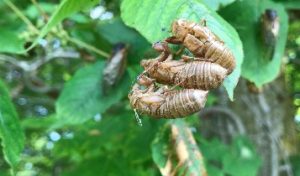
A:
[
  {"xmin": 166, "ymin": 19, "xmax": 236, "ymax": 74},
  {"xmin": 141, "ymin": 41, "xmax": 228, "ymax": 90},
  {"xmin": 128, "ymin": 75, "xmax": 208, "ymax": 118},
  {"xmin": 102, "ymin": 43, "xmax": 127, "ymax": 94},
  {"xmin": 170, "ymin": 19, "xmax": 219, "ymax": 42},
  {"xmin": 261, "ymin": 9, "xmax": 279, "ymax": 60}
]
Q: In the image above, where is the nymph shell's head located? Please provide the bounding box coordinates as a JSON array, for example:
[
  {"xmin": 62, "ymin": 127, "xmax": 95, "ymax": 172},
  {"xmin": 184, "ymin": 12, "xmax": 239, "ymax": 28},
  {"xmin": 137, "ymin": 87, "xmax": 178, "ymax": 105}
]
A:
[
  {"xmin": 152, "ymin": 41, "xmax": 168, "ymax": 52},
  {"xmin": 171, "ymin": 19, "xmax": 192, "ymax": 41}
]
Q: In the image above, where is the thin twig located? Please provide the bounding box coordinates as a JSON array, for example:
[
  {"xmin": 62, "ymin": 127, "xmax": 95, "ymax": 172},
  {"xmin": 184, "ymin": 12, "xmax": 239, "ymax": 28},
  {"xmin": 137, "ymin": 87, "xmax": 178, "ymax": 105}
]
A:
[
  {"xmin": 66, "ymin": 36, "xmax": 110, "ymax": 58},
  {"xmin": 5, "ymin": 0, "xmax": 109, "ymax": 58}
]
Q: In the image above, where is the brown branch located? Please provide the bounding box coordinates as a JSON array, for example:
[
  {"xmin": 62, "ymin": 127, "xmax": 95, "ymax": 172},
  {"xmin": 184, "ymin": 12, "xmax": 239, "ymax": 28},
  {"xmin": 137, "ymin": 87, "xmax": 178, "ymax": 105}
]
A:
[{"xmin": 0, "ymin": 49, "xmax": 80, "ymax": 72}]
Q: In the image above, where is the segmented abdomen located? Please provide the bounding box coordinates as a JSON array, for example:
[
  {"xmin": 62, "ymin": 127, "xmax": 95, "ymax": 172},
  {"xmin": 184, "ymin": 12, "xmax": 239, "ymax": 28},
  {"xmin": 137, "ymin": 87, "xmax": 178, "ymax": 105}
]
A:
[
  {"xmin": 175, "ymin": 62, "xmax": 227, "ymax": 90},
  {"xmin": 156, "ymin": 89, "xmax": 208, "ymax": 118},
  {"xmin": 183, "ymin": 34, "xmax": 236, "ymax": 74},
  {"xmin": 203, "ymin": 41, "xmax": 235, "ymax": 73},
  {"xmin": 129, "ymin": 86, "xmax": 208, "ymax": 118}
]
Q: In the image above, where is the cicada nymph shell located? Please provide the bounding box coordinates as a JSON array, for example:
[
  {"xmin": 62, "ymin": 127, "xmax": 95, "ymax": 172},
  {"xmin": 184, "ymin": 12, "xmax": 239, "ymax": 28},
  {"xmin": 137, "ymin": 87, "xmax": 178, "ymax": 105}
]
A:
[
  {"xmin": 141, "ymin": 58, "xmax": 227, "ymax": 90},
  {"xmin": 128, "ymin": 19, "xmax": 236, "ymax": 120},
  {"xmin": 102, "ymin": 43, "xmax": 127, "ymax": 94},
  {"xmin": 141, "ymin": 42, "xmax": 228, "ymax": 90},
  {"xmin": 166, "ymin": 19, "xmax": 236, "ymax": 74},
  {"xmin": 261, "ymin": 9, "xmax": 279, "ymax": 60},
  {"xmin": 128, "ymin": 76, "xmax": 208, "ymax": 118}
]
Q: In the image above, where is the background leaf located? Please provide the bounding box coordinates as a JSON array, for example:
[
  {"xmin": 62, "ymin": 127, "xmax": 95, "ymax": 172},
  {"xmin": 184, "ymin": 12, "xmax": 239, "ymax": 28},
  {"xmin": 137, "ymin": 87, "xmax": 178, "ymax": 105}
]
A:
[
  {"xmin": 0, "ymin": 28, "xmax": 25, "ymax": 54},
  {"xmin": 151, "ymin": 124, "xmax": 170, "ymax": 169},
  {"xmin": 203, "ymin": 0, "xmax": 236, "ymax": 11},
  {"xmin": 0, "ymin": 80, "xmax": 25, "ymax": 168},
  {"xmin": 55, "ymin": 61, "xmax": 131, "ymax": 125},
  {"xmin": 121, "ymin": 0, "xmax": 243, "ymax": 100},
  {"xmin": 220, "ymin": 0, "xmax": 288, "ymax": 87},
  {"xmin": 273, "ymin": 0, "xmax": 300, "ymax": 9},
  {"xmin": 199, "ymin": 136, "xmax": 261, "ymax": 176},
  {"xmin": 222, "ymin": 137, "xmax": 262, "ymax": 176},
  {"xmin": 96, "ymin": 18, "xmax": 151, "ymax": 65},
  {"xmin": 55, "ymin": 108, "xmax": 163, "ymax": 176}
]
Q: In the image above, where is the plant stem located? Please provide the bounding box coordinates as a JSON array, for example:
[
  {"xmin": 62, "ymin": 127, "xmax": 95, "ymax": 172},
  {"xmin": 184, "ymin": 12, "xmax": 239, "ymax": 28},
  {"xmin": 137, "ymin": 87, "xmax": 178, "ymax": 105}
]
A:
[
  {"xmin": 4, "ymin": 0, "xmax": 40, "ymax": 34},
  {"xmin": 66, "ymin": 36, "xmax": 110, "ymax": 58},
  {"xmin": 5, "ymin": 0, "xmax": 109, "ymax": 58}
]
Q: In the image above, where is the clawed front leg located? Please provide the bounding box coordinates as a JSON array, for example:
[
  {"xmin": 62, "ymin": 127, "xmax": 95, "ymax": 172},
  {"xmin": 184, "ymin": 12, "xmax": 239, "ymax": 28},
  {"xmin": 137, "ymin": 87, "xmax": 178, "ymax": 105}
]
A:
[
  {"xmin": 153, "ymin": 41, "xmax": 170, "ymax": 53},
  {"xmin": 137, "ymin": 75, "xmax": 155, "ymax": 87},
  {"xmin": 165, "ymin": 36, "xmax": 182, "ymax": 44},
  {"xmin": 152, "ymin": 41, "xmax": 173, "ymax": 62}
]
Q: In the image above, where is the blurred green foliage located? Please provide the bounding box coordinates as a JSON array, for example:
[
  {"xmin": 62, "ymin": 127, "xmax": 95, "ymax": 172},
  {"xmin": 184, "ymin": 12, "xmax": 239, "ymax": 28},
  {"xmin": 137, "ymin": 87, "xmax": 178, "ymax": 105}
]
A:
[{"xmin": 200, "ymin": 136, "xmax": 261, "ymax": 176}]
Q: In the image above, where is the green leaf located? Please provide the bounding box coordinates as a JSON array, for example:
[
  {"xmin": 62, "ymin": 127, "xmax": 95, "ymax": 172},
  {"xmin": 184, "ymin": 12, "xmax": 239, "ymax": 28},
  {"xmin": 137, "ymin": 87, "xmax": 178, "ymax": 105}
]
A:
[
  {"xmin": 222, "ymin": 137, "xmax": 261, "ymax": 176},
  {"xmin": 220, "ymin": 0, "xmax": 288, "ymax": 87},
  {"xmin": 55, "ymin": 61, "xmax": 131, "ymax": 125},
  {"xmin": 202, "ymin": 0, "xmax": 236, "ymax": 11},
  {"xmin": 151, "ymin": 124, "xmax": 170, "ymax": 168},
  {"xmin": 0, "ymin": 28, "xmax": 25, "ymax": 54},
  {"xmin": 27, "ymin": 0, "xmax": 100, "ymax": 51},
  {"xmin": 200, "ymin": 138, "xmax": 228, "ymax": 161},
  {"xmin": 121, "ymin": 0, "xmax": 243, "ymax": 100},
  {"xmin": 24, "ymin": 2, "xmax": 56, "ymax": 20},
  {"xmin": 290, "ymin": 155, "xmax": 300, "ymax": 176},
  {"xmin": 273, "ymin": 0, "xmax": 300, "ymax": 9},
  {"xmin": 0, "ymin": 80, "xmax": 25, "ymax": 168},
  {"xmin": 96, "ymin": 18, "xmax": 151, "ymax": 65},
  {"xmin": 54, "ymin": 108, "xmax": 162, "ymax": 176},
  {"xmin": 200, "ymin": 136, "xmax": 261, "ymax": 176},
  {"xmin": 206, "ymin": 165, "xmax": 225, "ymax": 176}
]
